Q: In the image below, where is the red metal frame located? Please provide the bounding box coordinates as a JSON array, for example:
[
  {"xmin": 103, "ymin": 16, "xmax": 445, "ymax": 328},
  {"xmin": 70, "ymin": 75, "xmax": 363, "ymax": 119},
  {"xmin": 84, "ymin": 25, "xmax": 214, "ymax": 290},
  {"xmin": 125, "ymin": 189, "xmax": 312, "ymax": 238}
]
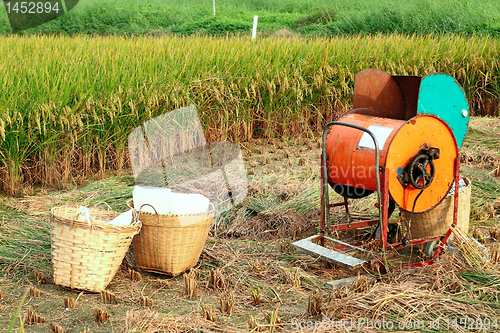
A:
[{"xmin": 320, "ymin": 156, "xmax": 461, "ymax": 272}]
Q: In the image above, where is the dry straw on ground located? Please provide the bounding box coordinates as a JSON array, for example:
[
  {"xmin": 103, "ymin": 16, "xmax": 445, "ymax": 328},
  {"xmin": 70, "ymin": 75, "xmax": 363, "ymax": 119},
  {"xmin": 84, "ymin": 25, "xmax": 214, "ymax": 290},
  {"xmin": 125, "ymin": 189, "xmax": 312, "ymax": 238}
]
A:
[
  {"xmin": 64, "ymin": 297, "xmax": 75, "ymax": 309},
  {"xmin": 101, "ymin": 290, "xmax": 117, "ymax": 304},
  {"xmin": 248, "ymin": 315, "xmax": 263, "ymax": 332},
  {"xmin": 225, "ymin": 209, "xmax": 315, "ymax": 241},
  {"xmin": 202, "ymin": 304, "xmax": 217, "ymax": 323},
  {"xmin": 25, "ymin": 307, "xmax": 45, "ymax": 325},
  {"xmin": 29, "ymin": 286, "xmax": 43, "ymax": 298},
  {"xmin": 129, "ymin": 269, "xmax": 142, "ymax": 281},
  {"xmin": 208, "ymin": 269, "xmax": 226, "ymax": 290},
  {"xmin": 50, "ymin": 322, "xmax": 64, "ymax": 333},
  {"xmin": 184, "ymin": 271, "xmax": 197, "ymax": 297},
  {"xmin": 34, "ymin": 270, "xmax": 47, "ymax": 284},
  {"xmin": 94, "ymin": 308, "xmax": 110, "ymax": 325},
  {"xmin": 156, "ymin": 278, "xmax": 171, "ymax": 289},
  {"xmin": 307, "ymin": 290, "xmax": 322, "ymax": 316},
  {"xmin": 124, "ymin": 309, "xmax": 194, "ymax": 333},
  {"xmin": 219, "ymin": 290, "xmax": 235, "ymax": 315},
  {"xmin": 324, "ymin": 255, "xmax": 498, "ymax": 326},
  {"xmin": 140, "ymin": 295, "xmax": 154, "ymax": 308},
  {"xmin": 451, "ymin": 226, "xmax": 491, "ymax": 269}
]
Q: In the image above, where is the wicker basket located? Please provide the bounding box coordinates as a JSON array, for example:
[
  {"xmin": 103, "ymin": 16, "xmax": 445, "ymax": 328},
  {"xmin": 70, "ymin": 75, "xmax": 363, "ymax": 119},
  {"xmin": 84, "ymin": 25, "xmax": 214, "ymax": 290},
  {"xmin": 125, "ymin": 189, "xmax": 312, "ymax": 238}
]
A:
[
  {"xmin": 402, "ymin": 178, "xmax": 471, "ymax": 239},
  {"xmin": 50, "ymin": 205, "xmax": 141, "ymax": 292},
  {"xmin": 128, "ymin": 200, "xmax": 214, "ymax": 276}
]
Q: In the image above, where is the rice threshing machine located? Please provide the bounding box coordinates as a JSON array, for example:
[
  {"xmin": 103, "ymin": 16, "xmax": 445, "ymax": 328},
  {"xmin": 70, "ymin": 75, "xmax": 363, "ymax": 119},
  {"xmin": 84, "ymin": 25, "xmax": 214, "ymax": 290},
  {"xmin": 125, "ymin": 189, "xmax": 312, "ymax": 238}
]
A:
[{"xmin": 293, "ymin": 69, "xmax": 470, "ymax": 272}]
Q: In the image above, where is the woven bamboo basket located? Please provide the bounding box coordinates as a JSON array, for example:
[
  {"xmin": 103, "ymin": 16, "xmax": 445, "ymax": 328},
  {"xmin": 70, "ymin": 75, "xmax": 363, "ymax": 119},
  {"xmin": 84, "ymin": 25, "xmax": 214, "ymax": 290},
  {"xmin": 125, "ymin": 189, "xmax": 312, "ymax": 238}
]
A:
[
  {"xmin": 402, "ymin": 178, "xmax": 471, "ymax": 239},
  {"xmin": 50, "ymin": 205, "xmax": 141, "ymax": 292},
  {"xmin": 128, "ymin": 200, "xmax": 214, "ymax": 276}
]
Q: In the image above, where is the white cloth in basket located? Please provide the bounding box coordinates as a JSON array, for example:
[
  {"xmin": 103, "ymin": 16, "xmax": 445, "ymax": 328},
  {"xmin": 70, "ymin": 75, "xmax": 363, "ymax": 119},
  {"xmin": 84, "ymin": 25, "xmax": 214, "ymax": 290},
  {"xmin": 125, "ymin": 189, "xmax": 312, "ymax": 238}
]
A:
[
  {"xmin": 108, "ymin": 210, "xmax": 135, "ymax": 226},
  {"xmin": 133, "ymin": 185, "xmax": 210, "ymax": 215}
]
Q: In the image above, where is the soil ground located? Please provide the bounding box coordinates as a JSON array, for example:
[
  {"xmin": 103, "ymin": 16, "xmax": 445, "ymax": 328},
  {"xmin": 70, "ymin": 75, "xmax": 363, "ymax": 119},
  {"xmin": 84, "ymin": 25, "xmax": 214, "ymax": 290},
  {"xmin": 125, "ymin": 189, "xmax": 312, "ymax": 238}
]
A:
[{"xmin": 0, "ymin": 117, "xmax": 499, "ymax": 332}]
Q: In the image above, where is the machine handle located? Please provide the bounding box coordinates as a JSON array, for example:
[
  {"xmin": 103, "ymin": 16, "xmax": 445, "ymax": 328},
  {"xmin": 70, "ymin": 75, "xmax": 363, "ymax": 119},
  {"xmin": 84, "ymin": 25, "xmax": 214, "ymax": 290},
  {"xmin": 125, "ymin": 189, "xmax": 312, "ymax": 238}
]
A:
[{"xmin": 321, "ymin": 121, "xmax": 382, "ymax": 238}]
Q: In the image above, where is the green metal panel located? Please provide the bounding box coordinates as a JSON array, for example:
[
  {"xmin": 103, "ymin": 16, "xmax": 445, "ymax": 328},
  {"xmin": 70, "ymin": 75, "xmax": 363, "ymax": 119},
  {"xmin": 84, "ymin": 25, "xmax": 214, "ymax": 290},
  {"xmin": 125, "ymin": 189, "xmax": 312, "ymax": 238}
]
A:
[{"xmin": 417, "ymin": 73, "xmax": 469, "ymax": 148}]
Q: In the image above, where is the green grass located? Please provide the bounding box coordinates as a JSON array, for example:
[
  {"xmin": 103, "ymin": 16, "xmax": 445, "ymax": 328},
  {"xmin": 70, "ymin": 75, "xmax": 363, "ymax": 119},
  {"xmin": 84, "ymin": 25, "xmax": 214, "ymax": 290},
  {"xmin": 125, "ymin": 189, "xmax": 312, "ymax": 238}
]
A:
[{"xmin": 0, "ymin": 0, "xmax": 500, "ymax": 36}]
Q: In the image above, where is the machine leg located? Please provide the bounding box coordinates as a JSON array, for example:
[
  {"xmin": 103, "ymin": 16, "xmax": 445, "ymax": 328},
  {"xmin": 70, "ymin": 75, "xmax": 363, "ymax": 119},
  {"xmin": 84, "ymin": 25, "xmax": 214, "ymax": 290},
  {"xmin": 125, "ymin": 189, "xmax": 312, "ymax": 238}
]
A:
[
  {"xmin": 433, "ymin": 157, "xmax": 460, "ymax": 259},
  {"xmin": 380, "ymin": 167, "xmax": 390, "ymax": 250},
  {"xmin": 320, "ymin": 163, "xmax": 326, "ymax": 233},
  {"xmin": 344, "ymin": 196, "xmax": 350, "ymax": 227}
]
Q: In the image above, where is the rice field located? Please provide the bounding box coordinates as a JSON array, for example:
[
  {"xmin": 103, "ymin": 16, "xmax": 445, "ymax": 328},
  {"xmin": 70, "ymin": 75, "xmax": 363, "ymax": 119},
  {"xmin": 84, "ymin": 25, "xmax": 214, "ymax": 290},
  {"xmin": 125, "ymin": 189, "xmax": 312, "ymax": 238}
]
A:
[{"xmin": 0, "ymin": 34, "xmax": 499, "ymax": 194}]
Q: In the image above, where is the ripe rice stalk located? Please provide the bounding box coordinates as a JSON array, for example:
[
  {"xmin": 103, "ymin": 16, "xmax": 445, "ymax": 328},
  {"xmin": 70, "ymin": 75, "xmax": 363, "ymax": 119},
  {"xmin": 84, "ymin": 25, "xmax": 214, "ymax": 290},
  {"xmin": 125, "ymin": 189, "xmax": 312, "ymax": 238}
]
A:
[
  {"xmin": 451, "ymin": 226, "xmax": 491, "ymax": 269},
  {"xmin": 0, "ymin": 35, "xmax": 500, "ymax": 193}
]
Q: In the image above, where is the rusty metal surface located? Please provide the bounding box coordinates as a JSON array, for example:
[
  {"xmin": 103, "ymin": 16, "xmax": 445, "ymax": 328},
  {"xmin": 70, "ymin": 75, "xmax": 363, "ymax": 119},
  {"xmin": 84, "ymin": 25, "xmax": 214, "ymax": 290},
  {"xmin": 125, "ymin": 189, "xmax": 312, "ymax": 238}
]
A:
[
  {"xmin": 353, "ymin": 68, "xmax": 406, "ymax": 120},
  {"xmin": 325, "ymin": 113, "xmax": 405, "ymax": 193},
  {"xmin": 392, "ymin": 75, "xmax": 422, "ymax": 119}
]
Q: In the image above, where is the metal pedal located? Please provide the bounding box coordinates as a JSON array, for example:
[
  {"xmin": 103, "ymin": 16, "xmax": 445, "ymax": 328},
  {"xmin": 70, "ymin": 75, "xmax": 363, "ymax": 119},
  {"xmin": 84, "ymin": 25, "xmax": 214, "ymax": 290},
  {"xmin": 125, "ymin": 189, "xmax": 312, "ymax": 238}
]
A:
[{"xmin": 292, "ymin": 235, "xmax": 367, "ymax": 268}]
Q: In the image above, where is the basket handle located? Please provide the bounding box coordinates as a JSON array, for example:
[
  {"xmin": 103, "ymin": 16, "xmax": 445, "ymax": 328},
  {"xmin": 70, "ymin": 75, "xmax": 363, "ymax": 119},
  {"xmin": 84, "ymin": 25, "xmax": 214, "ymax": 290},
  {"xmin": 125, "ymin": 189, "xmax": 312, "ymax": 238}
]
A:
[
  {"xmin": 139, "ymin": 203, "xmax": 159, "ymax": 215},
  {"xmin": 92, "ymin": 201, "xmax": 113, "ymax": 211}
]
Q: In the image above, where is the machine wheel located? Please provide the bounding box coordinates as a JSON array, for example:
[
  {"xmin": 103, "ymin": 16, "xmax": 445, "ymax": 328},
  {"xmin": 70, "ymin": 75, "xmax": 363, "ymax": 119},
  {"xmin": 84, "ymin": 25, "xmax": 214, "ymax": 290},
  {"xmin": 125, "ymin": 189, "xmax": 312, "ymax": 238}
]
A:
[
  {"xmin": 374, "ymin": 226, "xmax": 380, "ymax": 241},
  {"xmin": 374, "ymin": 223, "xmax": 401, "ymax": 242},
  {"xmin": 424, "ymin": 240, "xmax": 440, "ymax": 257}
]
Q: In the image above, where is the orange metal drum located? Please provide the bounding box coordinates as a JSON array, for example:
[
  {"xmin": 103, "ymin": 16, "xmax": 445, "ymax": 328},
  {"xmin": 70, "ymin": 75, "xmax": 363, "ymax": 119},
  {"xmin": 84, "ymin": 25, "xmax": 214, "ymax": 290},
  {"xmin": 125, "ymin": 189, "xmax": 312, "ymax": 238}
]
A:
[{"xmin": 326, "ymin": 112, "xmax": 458, "ymax": 213}]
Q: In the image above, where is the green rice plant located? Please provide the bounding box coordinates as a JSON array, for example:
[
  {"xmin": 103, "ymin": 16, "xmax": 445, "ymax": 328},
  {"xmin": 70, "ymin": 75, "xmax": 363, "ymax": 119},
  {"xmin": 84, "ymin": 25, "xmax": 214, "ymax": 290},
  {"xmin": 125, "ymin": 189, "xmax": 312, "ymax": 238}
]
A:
[{"xmin": 0, "ymin": 34, "xmax": 500, "ymax": 193}]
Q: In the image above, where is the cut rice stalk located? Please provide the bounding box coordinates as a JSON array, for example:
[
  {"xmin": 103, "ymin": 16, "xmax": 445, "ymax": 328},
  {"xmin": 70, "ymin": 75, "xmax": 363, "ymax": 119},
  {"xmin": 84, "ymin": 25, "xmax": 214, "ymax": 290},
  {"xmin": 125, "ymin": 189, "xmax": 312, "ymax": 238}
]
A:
[{"xmin": 450, "ymin": 226, "xmax": 491, "ymax": 269}]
